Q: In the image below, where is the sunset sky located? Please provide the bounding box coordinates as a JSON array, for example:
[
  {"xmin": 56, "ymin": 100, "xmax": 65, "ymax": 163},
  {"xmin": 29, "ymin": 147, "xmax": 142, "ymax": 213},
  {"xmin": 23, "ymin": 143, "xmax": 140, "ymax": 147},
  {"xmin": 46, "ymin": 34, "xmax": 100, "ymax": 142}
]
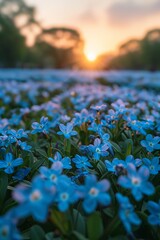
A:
[{"xmin": 27, "ymin": 0, "xmax": 160, "ymax": 57}]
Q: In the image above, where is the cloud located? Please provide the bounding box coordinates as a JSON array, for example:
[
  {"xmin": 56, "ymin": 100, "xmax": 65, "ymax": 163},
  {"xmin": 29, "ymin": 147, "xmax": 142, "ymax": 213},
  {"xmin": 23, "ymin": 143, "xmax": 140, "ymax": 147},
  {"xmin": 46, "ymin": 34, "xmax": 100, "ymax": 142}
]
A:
[
  {"xmin": 107, "ymin": 0, "xmax": 160, "ymax": 26},
  {"xmin": 78, "ymin": 8, "xmax": 97, "ymax": 23}
]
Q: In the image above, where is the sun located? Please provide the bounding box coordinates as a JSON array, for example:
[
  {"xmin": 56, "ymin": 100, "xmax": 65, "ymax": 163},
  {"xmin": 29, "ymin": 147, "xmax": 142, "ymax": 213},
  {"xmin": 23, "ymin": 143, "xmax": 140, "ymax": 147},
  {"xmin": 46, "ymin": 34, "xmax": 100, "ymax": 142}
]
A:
[{"xmin": 86, "ymin": 52, "xmax": 97, "ymax": 62}]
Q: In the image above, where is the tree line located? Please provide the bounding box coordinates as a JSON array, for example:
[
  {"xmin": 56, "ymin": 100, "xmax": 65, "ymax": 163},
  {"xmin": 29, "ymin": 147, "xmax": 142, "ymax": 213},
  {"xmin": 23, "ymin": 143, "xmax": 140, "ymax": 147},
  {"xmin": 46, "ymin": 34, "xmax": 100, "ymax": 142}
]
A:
[
  {"xmin": 0, "ymin": 0, "xmax": 160, "ymax": 70},
  {"xmin": 0, "ymin": 0, "xmax": 85, "ymax": 68},
  {"xmin": 107, "ymin": 29, "xmax": 160, "ymax": 71}
]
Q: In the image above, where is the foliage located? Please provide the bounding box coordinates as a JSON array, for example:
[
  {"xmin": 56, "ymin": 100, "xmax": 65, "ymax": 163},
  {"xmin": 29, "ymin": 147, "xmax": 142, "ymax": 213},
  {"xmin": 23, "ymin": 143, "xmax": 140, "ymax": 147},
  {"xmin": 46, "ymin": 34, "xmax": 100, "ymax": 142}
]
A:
[
  {"xmin": 108, "ymin": 29, "xmax": 160, "ymax": 71},
  {"xmin": 0, "ymin": 70, "xmax": 159, "ymax": 239}
]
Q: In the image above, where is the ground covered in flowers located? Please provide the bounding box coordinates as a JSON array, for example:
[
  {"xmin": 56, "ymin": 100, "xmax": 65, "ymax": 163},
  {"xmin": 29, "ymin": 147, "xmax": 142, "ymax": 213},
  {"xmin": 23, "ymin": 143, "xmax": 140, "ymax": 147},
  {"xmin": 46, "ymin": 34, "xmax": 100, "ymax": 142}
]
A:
[{"xmin": 0, "ymin": 70, "xmax": 160, "ymax": 240}]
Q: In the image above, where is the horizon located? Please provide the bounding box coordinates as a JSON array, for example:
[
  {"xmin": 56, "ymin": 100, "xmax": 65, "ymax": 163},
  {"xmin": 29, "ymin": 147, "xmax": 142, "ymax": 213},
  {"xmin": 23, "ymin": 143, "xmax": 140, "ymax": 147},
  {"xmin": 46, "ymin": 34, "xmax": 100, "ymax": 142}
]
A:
[{"xmin": 26, "ymin": 0, "xmax": 160, "ymax": 58}]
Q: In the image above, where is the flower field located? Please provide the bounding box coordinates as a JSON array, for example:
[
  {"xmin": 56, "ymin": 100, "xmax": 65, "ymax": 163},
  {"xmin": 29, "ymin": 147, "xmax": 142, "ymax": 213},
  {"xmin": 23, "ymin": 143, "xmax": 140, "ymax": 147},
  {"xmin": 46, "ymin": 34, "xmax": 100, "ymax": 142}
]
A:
[{"xmin": 0, "ymin": 70, "xmax": 160, "ymax": 240}]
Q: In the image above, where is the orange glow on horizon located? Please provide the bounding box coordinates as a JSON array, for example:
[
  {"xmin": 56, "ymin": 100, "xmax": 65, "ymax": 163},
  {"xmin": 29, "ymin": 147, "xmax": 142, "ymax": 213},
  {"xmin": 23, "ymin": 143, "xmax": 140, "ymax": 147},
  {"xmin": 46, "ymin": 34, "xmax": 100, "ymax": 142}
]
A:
[{"xmin": 85, "ymin": 52, "xmax": 97, "ymax": 62}]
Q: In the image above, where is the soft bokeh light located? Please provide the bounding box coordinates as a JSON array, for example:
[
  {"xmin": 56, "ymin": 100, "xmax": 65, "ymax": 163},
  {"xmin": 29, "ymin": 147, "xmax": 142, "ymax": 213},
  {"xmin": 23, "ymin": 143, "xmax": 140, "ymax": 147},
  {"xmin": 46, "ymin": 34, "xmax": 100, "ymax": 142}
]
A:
[
  {"xmin": 27, "ymin": 0, "xmax": 160, "ymax": 55},
  {"xmin": 85, "ymin": 52, "xmax": 97, "ymax": 62}
]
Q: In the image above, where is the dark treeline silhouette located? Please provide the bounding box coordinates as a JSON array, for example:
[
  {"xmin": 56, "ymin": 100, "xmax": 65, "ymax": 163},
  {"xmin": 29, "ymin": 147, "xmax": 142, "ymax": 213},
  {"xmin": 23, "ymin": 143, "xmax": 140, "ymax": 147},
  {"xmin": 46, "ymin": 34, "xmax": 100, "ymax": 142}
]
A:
[
  {"xmin": 106, "ymin": 29, "xmax": 160, "ymax": 71},
  {"xmin": 0, "ymin": 0, "xmax": 85, "ymax": 68},
  {"xmin": 0, "ymin": 0, "xmax": 160, "ymax": 70}
]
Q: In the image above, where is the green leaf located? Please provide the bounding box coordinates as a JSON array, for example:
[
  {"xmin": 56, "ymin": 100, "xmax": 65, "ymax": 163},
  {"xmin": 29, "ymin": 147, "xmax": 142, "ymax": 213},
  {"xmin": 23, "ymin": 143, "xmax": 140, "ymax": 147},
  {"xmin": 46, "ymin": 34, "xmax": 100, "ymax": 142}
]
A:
[
  {"xmin": 51, "ymin": 209, "xmax": 71, "ymax": 235},
  {"xmin": 30, "ymin": 158, "xmax": 45, "ymax": 176},
  {"xmin": 72, "ymin": 209, "xmax": 86, "ymax": 235},
  {"xmin": 103, "ymin": 207, "xmax": 115, "ymax": 218},
  {"xmin": 0, "ymin": 172, "xmax": 8, "ymax": 205},
  {"xmin": 110, "ymin": 141, "xmax": 122, "ymax": 154},
  {"xmin": 35, "ymin": 148, "xmax": 48, "ymax": 158},
  {"xmin": 87, "ymin": 212, "xmax": 103, "ymax": 240},
  {"xmin": 72, "ymin": 231, "xmax": 88, "ymax": 240},
  {"xmin": 125, "ymin": 139, "xmax": 133, "ymax": 156},
  {"xmin": 97, "ymin": 160, "xmax": 106, "ymax": 175},
  {"xmin": 30, "ymin": 225, "xmax": 45, "ymax": 240}
]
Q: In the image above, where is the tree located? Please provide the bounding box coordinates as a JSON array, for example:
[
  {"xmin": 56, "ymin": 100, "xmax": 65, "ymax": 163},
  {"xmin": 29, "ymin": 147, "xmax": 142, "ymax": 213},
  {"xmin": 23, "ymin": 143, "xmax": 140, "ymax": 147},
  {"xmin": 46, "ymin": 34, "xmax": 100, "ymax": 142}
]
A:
[
  {"xmin": 140, "ymin": 29, "xmax": 160, "ymax": 71},
  {"xmin": 35, "ymin": 27, "xmax": 84, "ymax": 68},
  {"xmin": 0, "ymin": 14, "xmax": 26, "ymax": 67}
]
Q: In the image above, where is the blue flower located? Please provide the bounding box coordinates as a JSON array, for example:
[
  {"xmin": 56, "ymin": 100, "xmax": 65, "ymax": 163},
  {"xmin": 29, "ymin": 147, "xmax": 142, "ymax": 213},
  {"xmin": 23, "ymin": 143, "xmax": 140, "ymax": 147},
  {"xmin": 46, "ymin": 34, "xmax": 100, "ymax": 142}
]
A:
[
  {"xmin": 118, "ymin": 164, "xmax": 155, "ymax": 201},
  {"xmin": 125, "ymin": 155, "xmax": 142, "ymax": 167},
  {"xmin": 73, "ymin": 109, "xmax": 94, "ymax": 126},
  {"xmin": 7, "ymin": 129, "xmax": 28, "ymax": 139},
  {"xmin": 88, "ymin": 138, "xmax": 109, "ymax": 161},
  {"xmin": 141, "ymin": 134, "xmax": 160, "ymax": 152},
  {"xmin": 13, "ymin": 176, "xmax": 54, "ymax": 222},
  {"xmin": 0, "ymin": 134, "xmax": 16, "ymax": 148},
  {"xmin": 88, "ymin": 122, "xmax": 103, "ymax": 135},
  {"xmin": 105, "ymin": 155, "xmax": 142, "ymax": 175},
  {"xmin": 49, "ymin": 152, "xmax": 72, "ymax": 169},
  {"xmin": 31, "ymin": 116, "xmax": 51, "ymax": 134},
  {"xmin": 143, "ymin": 157, "xmax": 160, "ymax": 175},
  {"xmin": 57, "ymin": 122, "xmax": 77, "ymax": 139},
  {"xmin": 79, "ymin": 175, "xmax": 111, "ymax": 213},
  {"xmin": 147, "ymin": 200, "xmax": 160, "ymax": 225},
  {"xmin": 105, "ymin": 158, "xmax": 126, "ymax": 175},
  {"xmin": 0, "ymin": 209, "xmax": 21, "ymax": 240},
  {"xmin": 17, "ymin": 141, "xmax": 32, "ymax": 151},
  {"xmin": 39, "ymin": 163, "xmax": 66, "ymax": 187},
  {"xmin": 56, "ymin": 177, "xmax": 79, "ymax": 212},
  {"xmin": 90, "ymin": 104, "xmax": 107, "ymax": 112},
  {"xmin": 72, "ymin": 154, "xmax": 92, "ymax": 170},
  {"xmin": 13, "ymin": 168, "xmax": 31, "ymax": 181},
  {"xmin": 116, "ymin": 193, "xmax": 141, "ymax": 234},
  {"xmin": 0, "ymin": 153, "xmax": 23, "ymax": 174}
]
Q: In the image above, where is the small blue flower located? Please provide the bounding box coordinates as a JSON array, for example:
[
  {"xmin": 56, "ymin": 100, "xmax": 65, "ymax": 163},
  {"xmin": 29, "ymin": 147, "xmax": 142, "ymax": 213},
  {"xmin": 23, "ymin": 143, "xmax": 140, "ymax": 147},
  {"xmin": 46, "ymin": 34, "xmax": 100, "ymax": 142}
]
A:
[
  {"xmin": 105, "ymin": 155, "xmax": 142, "ymax": 175},
  {"xmin": 88, "ymin": 138, "xmax": 109, "ymax": 161},
  {"xmin": 141, "ymin": 134, "xmax": 160, "ymax": 152},
  {"xmin": 7, "ymin": 129, "xmax": 28, "ymax": 139},
  {"xmin": 13, "ymin": 168, "xmax": 31, "ymax": 181},
  {"xmin": 118, "ymin": 164, "xmax": 155, "ymax": 201},
  {"xmin": 0, "ymin": 153, "xmax": 23, "ymax": 174},
  {"xmin": 105, "ymin": 158, "xmax": 126, "ymax": 174},
  {"xmin": 0, "ymin": 209, "xmax": 21, "ymax": 240},
  {"xmin": 72, "ymin": 154, "xmax": 92, "ymax": 170},
  {"xmin": 143, "ymin": 157, "xmax": 160, "ymax": 175},
  {"xmin": 90, "ymin": 104, "xmax": 107, "ymax": 112},
  {"xmin": 79, "ymin": 175, "xmax": 111, "ymax": 213},
  {"xmin": 13, "ymin": 176, "xmax": 54, "ymax": 222},
  {"xmin": 39, "ymin": 163, "xmax": 66, "ymax": 187},
  {"xmin": 49, "ymin": 152, "xmax": 72, "ymax": 169},
  {"xmin": 17, "ymin": 141, "xmax": 32, "ymax": 151},
  {"xmin": 73, "ymin": 109, "xmax": 94, "ymax": 126},
  {"xmin": 88, "ymin": 122, "xmax": 103, "ymax": 135},
  {"xmin": 31, "ymin": 116, "xmax": 51, "ymax": 134},
  {"xmin": 57, "ymin": 122, "xmax": 77, "ymax": 139},
  {"xmin": 147, "ymin": 200, "xmax": 160, "ymax": 225},
  {"xmin": 56, "ymin": 178, "xmax": 79, "ymax": 212},
  {"xmin": 116, "ymin": 193, "xmax": 141, "ymax": 234}
]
